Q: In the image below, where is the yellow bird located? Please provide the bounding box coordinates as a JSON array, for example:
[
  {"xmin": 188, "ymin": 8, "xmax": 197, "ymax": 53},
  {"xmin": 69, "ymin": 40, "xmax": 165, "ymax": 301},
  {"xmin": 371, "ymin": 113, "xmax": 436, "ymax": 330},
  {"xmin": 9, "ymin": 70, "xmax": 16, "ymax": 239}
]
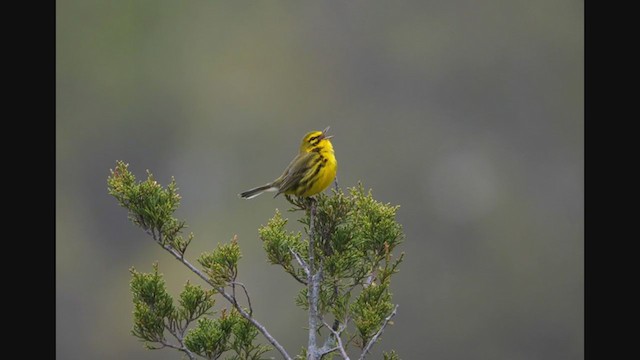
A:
[{"xmin": 239, "ymin": 127, "xmax": 338, "ymax": 199}]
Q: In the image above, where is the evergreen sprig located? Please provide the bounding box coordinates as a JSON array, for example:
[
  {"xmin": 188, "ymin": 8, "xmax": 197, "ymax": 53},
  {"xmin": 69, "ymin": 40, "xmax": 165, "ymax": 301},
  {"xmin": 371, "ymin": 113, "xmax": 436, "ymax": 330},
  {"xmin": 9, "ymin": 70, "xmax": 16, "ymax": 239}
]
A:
[
  {"xmin": 130, "ymin": 264, "xmax": 215, "ymax": 356},
  {"xmin": 258, "ymin": 210, "xmax": 308, "ymax": 285},
  {"xmin": 383, "ymin": 350, "xmax": 401, "ymax": 360},
  {"xmin": 109, "ymin": 161, "xmax": 405, "ymax": 360},
  {"xmin": 130, "ymin": 263, "xmax": 174, "ymax": 345},
  {"xmin": 261, "ymin": 184, "xmax": 405, "ymax": 358},
  {"xmin": 177, "ymin": 281, "xmax": 216, "ymax": 324},
  {"xmin": 183, "ymin": 308, "xmax": 270, "ymax": 360},
  {"xmin": 108, "ymin": 161, "xmax": 192, "ymax": 256},
  {"xmin": 198, "ymin": 237, "xmax": 242, "ymax": 287}
]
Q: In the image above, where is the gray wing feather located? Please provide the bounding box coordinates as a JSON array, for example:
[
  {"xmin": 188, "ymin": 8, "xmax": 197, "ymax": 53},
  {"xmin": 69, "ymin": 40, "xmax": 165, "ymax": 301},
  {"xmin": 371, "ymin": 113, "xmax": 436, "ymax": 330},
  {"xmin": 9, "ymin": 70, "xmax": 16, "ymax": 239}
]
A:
[{"xmin": 275, "ymin": 152, "xmax": 316, "ymax": 196}]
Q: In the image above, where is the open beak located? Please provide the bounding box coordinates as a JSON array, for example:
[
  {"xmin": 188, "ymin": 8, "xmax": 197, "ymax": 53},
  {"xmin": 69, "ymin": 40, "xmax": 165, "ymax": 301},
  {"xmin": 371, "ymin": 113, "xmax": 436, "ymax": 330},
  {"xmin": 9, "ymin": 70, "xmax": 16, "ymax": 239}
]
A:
[{"xmin": 322, "ymin": 126, "xmax": 334, "ymax": 140}]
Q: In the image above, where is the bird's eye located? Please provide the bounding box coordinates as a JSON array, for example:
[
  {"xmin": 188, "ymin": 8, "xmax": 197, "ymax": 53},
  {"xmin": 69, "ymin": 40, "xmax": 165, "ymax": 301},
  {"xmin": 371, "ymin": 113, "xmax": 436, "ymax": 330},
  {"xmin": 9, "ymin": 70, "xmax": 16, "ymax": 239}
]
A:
[{"xmin": 309, "ymin": 135, "xmax": 320, "ymax": 143}]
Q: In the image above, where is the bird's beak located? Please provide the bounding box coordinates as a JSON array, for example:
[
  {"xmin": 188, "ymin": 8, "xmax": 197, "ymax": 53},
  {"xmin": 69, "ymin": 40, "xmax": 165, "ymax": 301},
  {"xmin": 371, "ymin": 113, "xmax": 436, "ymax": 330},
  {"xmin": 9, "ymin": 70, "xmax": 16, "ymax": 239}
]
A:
[{"xmin": 322, "ymin": 126, "xmax": 334, "ymax": 140}]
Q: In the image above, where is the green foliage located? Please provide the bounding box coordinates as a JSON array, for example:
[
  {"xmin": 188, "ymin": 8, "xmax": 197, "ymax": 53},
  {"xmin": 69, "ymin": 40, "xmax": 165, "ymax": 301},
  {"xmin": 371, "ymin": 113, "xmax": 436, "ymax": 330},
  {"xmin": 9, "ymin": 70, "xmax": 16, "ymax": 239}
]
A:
[
  {"xmin": 198, "ymin": 236, "xmax": 242, "ymax": 287},
  {"xmin": 111, "ymin": 162, "xmax": 272, "ymax": 358},
  {"xmin": 184, "ymin": 310, "xmax": 271, "ymax": 360},
  {"xmin": 130, "ymin": 264, "xmax": 270, "ymax": 359},
  {"xmin": 130, "ymin": 263, "xmax": 215, "ymax": 350},
  {"xmin": 227, "ymin": 314, "xmax": 272, "ymax": 360},
  {"xmin": 383, "ymin": 350, "xmax": 401, "ymax": 360},
  {"xmin": 130, "ymin": 263, "xmax": 175, "ymax": 345},
  {"xmin": 184, "ymin": 317, "xmax": 234, "ymax": 359},
  {"xmin": 110, "ymin": 162, "xmax": 404, "ymax": 359},
  {"xmin": 351, "ymin": 283, "xmax": 393, "ymax": 345},
  {"xmin": 108, "ymin": 161, "xmax": 192, "ymax": 255},
  {"xmin": 295, "ymin": 347, "xmax": 307, "ymax": 360},
  {"xmin": 262, "ymin": 184, "xmax": 405, "ymax": 355},
  {"xmin": 258, "ymin": 210, "xmax": 307, "ymax": 284},
  {"xmin": 178, "ymin": 281, "xmax": 216, "ymax": 324}
]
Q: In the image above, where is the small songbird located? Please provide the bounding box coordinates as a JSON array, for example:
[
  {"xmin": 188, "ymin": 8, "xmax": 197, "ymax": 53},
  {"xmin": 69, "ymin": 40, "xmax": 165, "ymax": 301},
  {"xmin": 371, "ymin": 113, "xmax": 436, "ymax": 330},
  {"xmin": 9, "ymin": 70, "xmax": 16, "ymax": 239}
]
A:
[{"xmin": 239, "ymin": 127, "xmax": 338, "ymax": 199}]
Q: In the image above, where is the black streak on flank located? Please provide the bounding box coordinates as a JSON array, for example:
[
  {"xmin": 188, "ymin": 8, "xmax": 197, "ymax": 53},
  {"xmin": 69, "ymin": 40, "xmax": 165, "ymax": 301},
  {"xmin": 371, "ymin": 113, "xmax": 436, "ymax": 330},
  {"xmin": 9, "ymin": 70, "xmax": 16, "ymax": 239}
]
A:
[
  {"xmin": 296, "ymin": 156, "xmax": 324, "ymax": 190},
  {"xmin": 305, "ymin": 161, "xmax": 324, "ymax": 189}
]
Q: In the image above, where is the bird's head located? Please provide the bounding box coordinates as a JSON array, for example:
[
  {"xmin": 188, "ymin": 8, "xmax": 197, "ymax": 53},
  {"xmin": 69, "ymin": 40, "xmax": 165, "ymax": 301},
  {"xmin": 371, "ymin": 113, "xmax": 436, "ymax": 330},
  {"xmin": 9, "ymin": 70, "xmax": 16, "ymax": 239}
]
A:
[{"xmin": 300, "ymin": 126, "xmax": 334, "ymax": 153}]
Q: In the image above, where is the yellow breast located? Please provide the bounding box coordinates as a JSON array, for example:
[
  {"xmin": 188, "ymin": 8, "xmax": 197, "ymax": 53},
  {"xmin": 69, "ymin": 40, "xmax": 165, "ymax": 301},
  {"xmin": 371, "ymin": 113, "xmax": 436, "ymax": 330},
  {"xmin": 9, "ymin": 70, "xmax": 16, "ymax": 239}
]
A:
[
  {"xmin": 286, "ymin": 141, "xmax": 337, "ymax": 197},
  {"xmin": 300, "ymin": 152, "xmax": 337, "ymax": 197}
]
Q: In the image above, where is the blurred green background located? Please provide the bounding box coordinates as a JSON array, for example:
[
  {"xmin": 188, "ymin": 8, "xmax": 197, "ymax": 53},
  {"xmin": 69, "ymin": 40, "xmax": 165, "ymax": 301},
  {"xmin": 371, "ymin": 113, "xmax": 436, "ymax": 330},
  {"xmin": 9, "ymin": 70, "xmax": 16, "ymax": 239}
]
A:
[{"xmin": 56, "ymin": 1, "xmax": 583, "ymax": 359}]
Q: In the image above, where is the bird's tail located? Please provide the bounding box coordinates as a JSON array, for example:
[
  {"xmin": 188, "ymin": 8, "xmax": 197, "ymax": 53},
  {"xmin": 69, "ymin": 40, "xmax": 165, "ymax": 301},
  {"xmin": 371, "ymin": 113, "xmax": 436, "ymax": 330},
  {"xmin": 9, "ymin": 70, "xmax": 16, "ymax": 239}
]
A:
[{"xmin": 239, "ymin": 184, "xmax": 278, "ymax": 199}]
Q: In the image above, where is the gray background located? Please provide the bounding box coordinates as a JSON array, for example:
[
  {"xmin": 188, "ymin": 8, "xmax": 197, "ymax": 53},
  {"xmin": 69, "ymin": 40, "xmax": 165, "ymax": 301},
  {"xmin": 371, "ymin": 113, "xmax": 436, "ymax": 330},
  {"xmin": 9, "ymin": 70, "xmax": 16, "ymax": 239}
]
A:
[{"xmin": 57, "ymin": 1, "xmax": 583, "ymax": 359}]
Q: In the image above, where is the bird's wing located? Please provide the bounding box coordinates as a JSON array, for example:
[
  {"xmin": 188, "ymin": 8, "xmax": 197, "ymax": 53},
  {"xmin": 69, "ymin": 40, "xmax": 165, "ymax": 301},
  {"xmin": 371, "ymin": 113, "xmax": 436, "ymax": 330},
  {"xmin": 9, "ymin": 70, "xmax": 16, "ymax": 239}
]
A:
[{"xmin": 276, "ymin": 151, "xmax": 318, "ymax": 196}]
